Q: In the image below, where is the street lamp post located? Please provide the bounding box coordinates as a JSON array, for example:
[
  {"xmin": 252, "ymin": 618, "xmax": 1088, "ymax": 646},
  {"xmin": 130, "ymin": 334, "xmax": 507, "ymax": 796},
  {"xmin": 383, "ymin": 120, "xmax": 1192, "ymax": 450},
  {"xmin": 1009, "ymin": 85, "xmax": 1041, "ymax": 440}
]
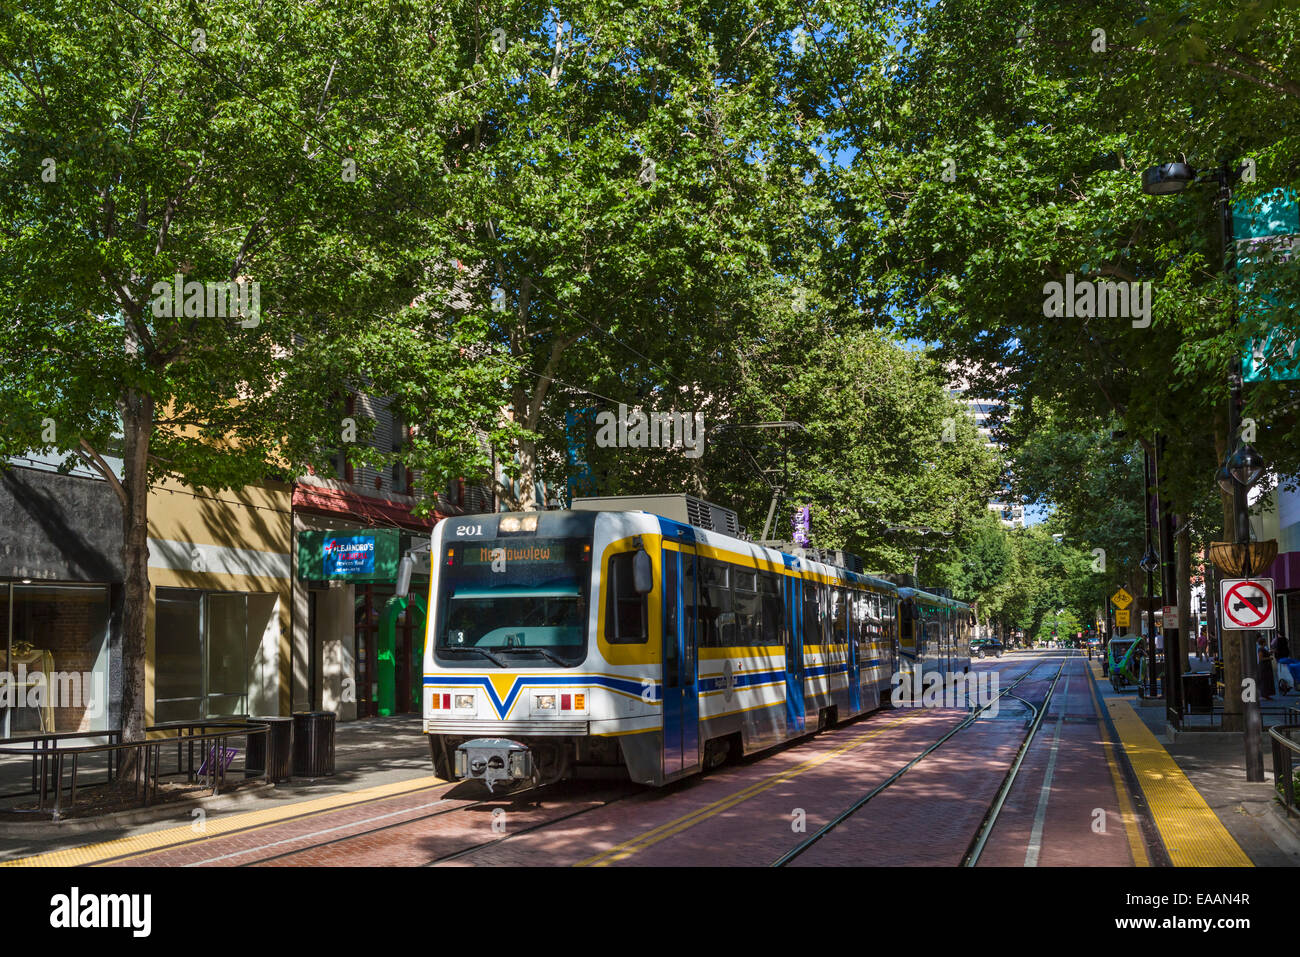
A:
[
  {"xmin": 1154, "ymin": 434, "xmax": 1183, "ymax": 726},
  {"xmin": 1140, "ymin": 440, "xmax": 1160, "ymax": 698},
  {"xmin": 1140, "ymin": 541, "xmax": 1160, "ymax": 696},
  {"xmin": 1142, "ymin": 159, "xmax": 1265, "ymax": 781}
]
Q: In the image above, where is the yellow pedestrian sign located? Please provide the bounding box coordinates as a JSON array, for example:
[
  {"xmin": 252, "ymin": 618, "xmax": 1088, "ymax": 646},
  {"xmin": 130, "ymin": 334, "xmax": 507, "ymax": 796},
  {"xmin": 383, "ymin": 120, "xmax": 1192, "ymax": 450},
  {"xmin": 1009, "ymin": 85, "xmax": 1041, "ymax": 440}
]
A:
[
  {"xmin": 1115, "ymin": 609, "xmax": 1131, "ymax": 628},
  {"xmin": 1111, "ymin": 587, "xmax": 1133, "ymax": 610}
]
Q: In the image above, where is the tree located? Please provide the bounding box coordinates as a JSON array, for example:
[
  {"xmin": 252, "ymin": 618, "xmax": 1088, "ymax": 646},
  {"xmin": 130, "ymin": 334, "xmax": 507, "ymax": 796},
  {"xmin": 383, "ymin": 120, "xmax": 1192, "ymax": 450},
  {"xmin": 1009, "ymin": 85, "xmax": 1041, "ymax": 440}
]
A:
[
  {"xmin": 422, "ymin": 1, "xmax": 861, "ymax": 509},
  {"xmin": 0, "ymin": 0, "xmax": 512, "ymax": 743},
  {"xmin": 692, "ymin": 319, "xmax": 999, "ymax": 571},
  {"xmin": 933, "ymin": 510, "xmax": 1015, "ymax": 633}
]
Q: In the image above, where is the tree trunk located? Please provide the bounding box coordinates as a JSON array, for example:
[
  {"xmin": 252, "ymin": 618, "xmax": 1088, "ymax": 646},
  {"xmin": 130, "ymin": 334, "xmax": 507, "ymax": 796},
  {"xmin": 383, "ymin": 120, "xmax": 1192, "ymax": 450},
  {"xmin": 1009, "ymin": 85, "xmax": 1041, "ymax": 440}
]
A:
[
  {"xmin": 516, "ymin": 435, "xmax": 539, "ymax": 510},
  {"xmin": 119, "ymin": 388, "xmax": 153, "ymax": 745}
]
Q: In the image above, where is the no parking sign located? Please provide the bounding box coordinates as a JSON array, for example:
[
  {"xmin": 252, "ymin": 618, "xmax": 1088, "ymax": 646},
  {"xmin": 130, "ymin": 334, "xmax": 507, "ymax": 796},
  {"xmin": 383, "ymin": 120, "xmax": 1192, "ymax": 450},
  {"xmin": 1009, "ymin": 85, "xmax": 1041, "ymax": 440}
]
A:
[{"xmin": 1219, "ymin": 578, "xmax": 1276, "ymax": 630}]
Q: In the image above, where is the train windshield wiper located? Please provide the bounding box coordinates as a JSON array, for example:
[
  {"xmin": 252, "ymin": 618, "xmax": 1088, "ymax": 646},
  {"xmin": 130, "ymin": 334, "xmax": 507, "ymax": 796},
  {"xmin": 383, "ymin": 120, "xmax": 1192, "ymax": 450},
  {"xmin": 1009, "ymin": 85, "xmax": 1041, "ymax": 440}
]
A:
[
  {"xmin": 508, "ymin": 646, "xmax": 568, "ymax": 666},
  {"xmin": 444, "ymin": 645, "xmax": 507, "ymax": 668}
]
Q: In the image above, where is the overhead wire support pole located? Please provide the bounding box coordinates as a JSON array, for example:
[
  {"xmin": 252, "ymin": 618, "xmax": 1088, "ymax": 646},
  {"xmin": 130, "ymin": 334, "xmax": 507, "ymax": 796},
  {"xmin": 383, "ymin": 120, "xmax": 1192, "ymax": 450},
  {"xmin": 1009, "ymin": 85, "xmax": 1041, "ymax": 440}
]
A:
[{"xmin": 713, "ymin": 422, "xmax": 807, "ymax": 543}]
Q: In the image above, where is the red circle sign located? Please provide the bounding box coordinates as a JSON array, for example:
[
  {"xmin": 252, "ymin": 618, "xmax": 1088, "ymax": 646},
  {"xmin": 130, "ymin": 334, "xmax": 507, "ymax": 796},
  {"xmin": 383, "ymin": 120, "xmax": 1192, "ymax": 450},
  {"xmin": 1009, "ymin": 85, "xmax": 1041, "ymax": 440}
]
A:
[{"xmin": 1224, "ymin": 581, "xmax": 1272, "ymax": 628}]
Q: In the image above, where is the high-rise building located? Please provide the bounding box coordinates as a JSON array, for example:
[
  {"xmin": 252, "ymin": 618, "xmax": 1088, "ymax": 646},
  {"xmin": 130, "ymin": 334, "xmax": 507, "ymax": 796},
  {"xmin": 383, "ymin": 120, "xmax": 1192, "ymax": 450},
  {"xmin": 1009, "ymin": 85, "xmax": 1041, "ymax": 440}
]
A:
[{"xmin": 948, "ymin": 369, "xmax": 1024, "ymax": 528}]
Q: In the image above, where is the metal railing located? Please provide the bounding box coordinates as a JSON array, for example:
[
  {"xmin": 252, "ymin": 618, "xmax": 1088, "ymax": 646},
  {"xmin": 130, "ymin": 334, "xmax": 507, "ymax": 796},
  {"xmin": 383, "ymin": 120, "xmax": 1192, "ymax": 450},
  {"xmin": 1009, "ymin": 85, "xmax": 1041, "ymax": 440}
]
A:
[
  {"xmin": 1270, "ymin": 724, "xmax": 1300, "ymax": 818},
  {"xmin": 0, "ymin": 720, "xmax": 270, "ymax": 821},
  {"xmin": 0, "ymin": 729, "xmax": 123, "ymax": 801}
]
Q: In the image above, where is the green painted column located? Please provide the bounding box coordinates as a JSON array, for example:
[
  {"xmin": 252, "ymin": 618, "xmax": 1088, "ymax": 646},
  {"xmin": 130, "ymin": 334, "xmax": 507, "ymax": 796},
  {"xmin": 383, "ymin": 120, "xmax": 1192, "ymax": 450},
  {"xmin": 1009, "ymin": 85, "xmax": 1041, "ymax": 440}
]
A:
[{"xmin": 378, "ymin": 594, "xmax": 427, "ymax": 717}]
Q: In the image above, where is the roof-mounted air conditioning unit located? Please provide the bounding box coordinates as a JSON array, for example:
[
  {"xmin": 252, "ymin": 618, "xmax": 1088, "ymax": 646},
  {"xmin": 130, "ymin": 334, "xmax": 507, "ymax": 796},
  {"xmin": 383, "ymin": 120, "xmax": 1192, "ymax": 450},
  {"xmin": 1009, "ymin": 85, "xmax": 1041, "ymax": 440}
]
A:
[{"xmin": 572, "ymin": 494, "xmax": 740, "ymax": 537}]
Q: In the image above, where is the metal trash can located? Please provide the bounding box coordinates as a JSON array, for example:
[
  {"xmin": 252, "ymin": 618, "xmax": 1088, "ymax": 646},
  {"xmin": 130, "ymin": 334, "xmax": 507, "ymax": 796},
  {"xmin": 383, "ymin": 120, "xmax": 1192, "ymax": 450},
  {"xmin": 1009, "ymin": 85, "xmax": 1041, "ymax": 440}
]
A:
[
  {"xmin": 245, "ymin": 717, "xmax": 293, "ymax": 783},
  {"xmin": 292, "ymin": 711, "xmax": 336, "ymax": 778},
  {"xmin": 1183, "ymin": 672, "xmax": 1213, "ymax": 714}
]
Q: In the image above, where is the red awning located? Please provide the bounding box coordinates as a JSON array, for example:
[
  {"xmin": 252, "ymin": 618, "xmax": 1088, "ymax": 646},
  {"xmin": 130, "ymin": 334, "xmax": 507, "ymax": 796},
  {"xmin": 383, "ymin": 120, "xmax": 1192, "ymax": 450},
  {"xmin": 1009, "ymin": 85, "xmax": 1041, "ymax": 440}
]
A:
[{"xmin": 292, "ymin": 483, "xmax": 444, "ymax": 530}]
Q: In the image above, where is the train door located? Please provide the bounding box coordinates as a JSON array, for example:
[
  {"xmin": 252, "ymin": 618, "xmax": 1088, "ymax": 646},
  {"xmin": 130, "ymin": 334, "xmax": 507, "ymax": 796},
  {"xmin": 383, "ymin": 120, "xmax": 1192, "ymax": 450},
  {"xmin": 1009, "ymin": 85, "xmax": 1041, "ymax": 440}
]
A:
[
  {"xmin": 661, "ymin": 547, "xmax": 700, "ymax": 778},
  {"xmin": 845, "ymin": 589, "xmax": 862, "ymax": 713},
  {"xmin": 899, "ymin": 598, "xmax": 916, "ymax": 679},
  {"xmin": 784, "ymin": 575, "xmax": 805, "ymax": 733}
]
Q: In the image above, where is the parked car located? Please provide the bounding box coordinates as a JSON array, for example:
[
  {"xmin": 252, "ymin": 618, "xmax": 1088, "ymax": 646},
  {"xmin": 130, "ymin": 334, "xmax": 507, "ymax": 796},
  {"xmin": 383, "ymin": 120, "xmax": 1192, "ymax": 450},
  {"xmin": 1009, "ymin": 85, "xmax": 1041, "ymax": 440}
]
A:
[{"xmin": 970, "ymin": 637, "xmax": 1004, "ymax": 659}]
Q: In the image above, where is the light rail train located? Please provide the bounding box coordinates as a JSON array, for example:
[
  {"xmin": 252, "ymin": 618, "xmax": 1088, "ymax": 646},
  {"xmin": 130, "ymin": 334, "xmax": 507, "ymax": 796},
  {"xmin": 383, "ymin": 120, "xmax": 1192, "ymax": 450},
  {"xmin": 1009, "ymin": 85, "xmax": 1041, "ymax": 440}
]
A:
[{"xmin": 422, "ymin": 499, "xmax": 973, "ymax": 790}]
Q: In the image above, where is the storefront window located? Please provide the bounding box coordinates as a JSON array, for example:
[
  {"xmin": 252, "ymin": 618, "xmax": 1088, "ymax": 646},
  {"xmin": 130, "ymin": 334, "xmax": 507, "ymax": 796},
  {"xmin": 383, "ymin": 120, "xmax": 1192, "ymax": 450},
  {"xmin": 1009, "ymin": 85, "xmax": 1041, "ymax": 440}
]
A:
[
  {"xmin": 155, "ymin": 588, "xmax": 276, "ymax": 724},
  {"xmin": 1, "ymin": 583, "xmax": 112, "ymax": 736}
]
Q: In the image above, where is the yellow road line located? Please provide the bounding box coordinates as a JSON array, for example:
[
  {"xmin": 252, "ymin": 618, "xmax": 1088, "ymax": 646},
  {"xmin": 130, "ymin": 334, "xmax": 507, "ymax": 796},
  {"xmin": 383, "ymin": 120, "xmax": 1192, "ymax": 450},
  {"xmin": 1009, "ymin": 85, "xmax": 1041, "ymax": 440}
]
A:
[
  {"xmin": 577, "ymin": 712, "xmax": 918, "ymax": 867},
  {"xmin": 1085, "ymin": 661, "xmax": 1149, "ymax": 866},
  {"xmin": 1105, "ymin": 697, "xmax": 1252, "ymax": 867},
  {"xmin": 2, "ymin": 774, "xmax": 448, "ymax": 868}
]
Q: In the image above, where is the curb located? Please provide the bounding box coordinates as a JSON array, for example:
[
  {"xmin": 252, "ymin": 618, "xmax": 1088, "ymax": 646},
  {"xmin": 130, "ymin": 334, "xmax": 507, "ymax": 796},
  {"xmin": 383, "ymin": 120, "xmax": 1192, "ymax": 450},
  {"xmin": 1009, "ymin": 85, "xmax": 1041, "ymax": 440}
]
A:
[{"xmin": 0, "ymin": 781, "xmax": 276, "ymax": 836}]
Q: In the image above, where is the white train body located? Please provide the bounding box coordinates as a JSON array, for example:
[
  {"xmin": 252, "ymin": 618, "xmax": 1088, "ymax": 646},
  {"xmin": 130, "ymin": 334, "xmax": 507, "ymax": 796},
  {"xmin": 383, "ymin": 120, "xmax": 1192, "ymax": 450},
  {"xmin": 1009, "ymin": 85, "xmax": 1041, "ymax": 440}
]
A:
[{"xmin": 422, "ymin": 507, "xmax": 970, "ymax": 789}]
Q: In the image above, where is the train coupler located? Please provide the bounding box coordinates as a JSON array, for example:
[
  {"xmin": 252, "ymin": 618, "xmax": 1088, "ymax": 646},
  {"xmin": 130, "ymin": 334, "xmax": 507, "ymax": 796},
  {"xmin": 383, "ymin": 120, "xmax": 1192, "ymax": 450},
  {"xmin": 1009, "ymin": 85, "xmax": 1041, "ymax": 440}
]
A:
[{"xmin": 455, "ymin": 738, "xmax": 534, "ymax": 793}]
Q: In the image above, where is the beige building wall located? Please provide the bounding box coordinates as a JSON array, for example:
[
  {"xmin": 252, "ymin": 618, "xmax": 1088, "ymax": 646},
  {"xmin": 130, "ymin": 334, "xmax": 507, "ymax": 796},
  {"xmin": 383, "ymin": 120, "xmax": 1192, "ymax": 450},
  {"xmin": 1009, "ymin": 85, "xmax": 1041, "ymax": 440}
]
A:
[{"xmin": 145, "ymin": 479, "xmax": 293, "ymax": 724}]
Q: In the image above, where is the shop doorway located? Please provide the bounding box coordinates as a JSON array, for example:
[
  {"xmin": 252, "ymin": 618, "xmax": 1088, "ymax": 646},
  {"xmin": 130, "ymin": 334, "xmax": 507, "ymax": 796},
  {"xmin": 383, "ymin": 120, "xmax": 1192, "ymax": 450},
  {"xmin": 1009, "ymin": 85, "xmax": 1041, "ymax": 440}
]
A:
[{"xmin": 354, "ymin": 584, "xmax": 421, "ymax": 716}]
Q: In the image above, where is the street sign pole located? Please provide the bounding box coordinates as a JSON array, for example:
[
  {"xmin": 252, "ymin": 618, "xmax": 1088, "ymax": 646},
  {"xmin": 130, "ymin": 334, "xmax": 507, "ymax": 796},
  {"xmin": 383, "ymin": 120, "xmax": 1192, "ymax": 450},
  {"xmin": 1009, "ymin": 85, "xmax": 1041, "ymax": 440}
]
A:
[{"xmin": 1222, "ymin": 170, "xmax": 1265, "ymax": 781}]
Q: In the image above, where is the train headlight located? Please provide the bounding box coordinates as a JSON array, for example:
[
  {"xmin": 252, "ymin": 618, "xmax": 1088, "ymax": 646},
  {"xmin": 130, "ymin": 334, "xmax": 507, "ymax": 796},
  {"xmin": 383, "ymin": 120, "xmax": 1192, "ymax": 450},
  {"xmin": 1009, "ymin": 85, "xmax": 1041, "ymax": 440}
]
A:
[
  {"xmin": 454, "ymin": 694, "xmax": 475, "ymax": 710},
  {"xmin": 499, "ymin": 514, "xmax": 539, "ymax": 533},
  {"xmin": 534, "ymin": 694, "xmax": 556, "ymax": 710}
]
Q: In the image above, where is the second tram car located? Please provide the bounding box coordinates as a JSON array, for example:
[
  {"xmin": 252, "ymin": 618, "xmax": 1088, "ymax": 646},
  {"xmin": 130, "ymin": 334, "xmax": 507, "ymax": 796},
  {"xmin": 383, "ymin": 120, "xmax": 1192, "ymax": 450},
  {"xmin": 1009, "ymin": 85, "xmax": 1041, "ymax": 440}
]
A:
[{"xmin": 422, "ymin": 499, "xmax": 973, "ymax": 791}]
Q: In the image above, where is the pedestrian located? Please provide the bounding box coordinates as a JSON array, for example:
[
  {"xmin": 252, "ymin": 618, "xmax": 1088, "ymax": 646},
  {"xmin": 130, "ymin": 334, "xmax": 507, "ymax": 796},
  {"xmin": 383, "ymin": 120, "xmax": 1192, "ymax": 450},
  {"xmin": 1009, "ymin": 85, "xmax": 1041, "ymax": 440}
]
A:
[
  {"xmin": 1274, "ymin": 632, "xmax": 1293, "ymax": 695},
  {"xmin": 1258, "ymin": 634, "xmax": 1276, "ymax": 701},
  {"xmin": 1197, "ymin": 627, "xmax": 1209, "ymax": 662}
]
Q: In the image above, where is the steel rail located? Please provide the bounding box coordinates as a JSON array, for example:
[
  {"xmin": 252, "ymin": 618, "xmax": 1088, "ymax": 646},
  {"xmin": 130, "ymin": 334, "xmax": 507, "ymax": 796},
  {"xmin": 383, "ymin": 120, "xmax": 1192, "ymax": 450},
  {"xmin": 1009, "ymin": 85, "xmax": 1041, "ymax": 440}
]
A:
[
  {"xmin": 960, "ymin": 653, "xmax": 1072, "ymax": 866},
  {"xmin": 770, "ymin": 656, "xmax": 1058, "ymax": 867}
]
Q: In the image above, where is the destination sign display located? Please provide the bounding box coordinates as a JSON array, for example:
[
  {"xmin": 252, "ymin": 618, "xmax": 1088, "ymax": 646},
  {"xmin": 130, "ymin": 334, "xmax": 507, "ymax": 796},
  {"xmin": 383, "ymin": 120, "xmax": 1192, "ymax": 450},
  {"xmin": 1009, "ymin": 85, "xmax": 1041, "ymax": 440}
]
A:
[{"xmin": 457, "ymin": 540, "xmax": 578, "ymax": 566}]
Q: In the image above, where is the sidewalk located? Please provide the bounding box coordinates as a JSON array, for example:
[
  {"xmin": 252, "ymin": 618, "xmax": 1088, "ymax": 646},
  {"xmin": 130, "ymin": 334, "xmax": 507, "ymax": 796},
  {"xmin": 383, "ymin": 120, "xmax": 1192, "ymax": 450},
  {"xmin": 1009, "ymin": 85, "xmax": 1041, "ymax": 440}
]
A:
[
  {"xmin": 1092, "ymin": 659, "xmax": 1300, "ymax": 866},
  {"xmin": 0, "ymin": 714, "xmax": 437, "ymax": 862}
]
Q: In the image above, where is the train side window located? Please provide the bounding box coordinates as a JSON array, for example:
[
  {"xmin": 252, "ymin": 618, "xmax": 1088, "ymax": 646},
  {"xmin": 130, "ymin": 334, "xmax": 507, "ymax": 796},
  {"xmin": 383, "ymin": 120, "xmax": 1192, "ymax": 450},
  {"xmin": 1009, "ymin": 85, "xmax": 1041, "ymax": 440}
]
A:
[
  {"xmin": 801, "ymin": 580, "xmax": 821, "ymax": 647},
  {"xmin": 699, "ymin": 559, "xmax": 732, "ymax": 647},
  {"xmin": 733, "ymin": 566, "xmax": 761, "ymax": 646},
  {"xmin": 759, "ymin": 572, "xmax": 784, "ymax": 646},
  {"xmin": 830, "ymin": 588, "xmax": 848, "ymax": 645},
  {"xmin": 606, "ymin": 551, "xmax": 648, "ymax": 644}
]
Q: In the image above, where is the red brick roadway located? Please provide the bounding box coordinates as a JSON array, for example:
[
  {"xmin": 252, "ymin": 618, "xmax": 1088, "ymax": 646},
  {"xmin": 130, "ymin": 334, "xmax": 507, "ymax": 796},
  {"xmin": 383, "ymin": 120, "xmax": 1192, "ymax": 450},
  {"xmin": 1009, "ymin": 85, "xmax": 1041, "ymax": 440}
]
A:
[
  {"xmin": 975, "ymin": 652, "xmax": 1152, "ymax": 867},
  {"xmin": 96, "ymin": 652, "xmax": 1142, "ymax": 867}
]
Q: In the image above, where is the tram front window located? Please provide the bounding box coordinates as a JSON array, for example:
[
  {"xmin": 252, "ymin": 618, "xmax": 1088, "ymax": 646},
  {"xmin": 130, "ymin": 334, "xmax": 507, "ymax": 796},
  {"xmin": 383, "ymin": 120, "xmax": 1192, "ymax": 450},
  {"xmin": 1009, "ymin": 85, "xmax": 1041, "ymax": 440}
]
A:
[{"xmin": 435, "ymin": 538, "xmax": 591, "ymax": 667}]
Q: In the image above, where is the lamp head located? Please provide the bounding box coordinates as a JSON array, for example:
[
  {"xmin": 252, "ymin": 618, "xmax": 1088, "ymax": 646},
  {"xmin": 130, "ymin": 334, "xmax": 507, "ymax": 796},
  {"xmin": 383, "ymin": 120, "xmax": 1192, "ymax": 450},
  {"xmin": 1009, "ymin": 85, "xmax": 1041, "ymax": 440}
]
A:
[
  {"xmin": 1227, "ymin": 443, "xmax": 1266, "ymax": 489},
  {"xmin": 1141, "ymin": 162, "xmax": 1196, "ymax": 196},
  {"xmin": 1216, "ymin": 463, "xmax": 1235, "ymax": 495}
]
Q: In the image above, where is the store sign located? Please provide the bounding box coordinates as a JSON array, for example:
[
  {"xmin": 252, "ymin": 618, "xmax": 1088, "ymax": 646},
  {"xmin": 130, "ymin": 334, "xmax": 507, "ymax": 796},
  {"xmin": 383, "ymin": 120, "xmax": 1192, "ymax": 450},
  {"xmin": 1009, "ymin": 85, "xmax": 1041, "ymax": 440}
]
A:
[
  {"xmin": 297, "ymin": 529, "xmax": 407, "ymax": 581},
  {"xmin": 324, "ymin": 536, "xmax": 376, "ymax": 576}
]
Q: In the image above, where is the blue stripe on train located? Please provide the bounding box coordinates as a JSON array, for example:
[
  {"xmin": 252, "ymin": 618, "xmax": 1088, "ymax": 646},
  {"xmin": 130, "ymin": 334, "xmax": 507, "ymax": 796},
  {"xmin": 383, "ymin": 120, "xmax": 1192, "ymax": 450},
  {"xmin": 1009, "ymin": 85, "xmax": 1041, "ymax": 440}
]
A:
[{"xmin": 423, "ymin": 673, "xmax": 651, "ymax": 716}]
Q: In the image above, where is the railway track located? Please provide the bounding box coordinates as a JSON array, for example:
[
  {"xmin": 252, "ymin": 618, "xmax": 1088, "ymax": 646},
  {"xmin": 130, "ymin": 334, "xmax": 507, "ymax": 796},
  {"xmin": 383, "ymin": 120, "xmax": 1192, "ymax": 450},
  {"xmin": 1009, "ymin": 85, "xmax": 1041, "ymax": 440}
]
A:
[
  {"xmin": 771, "ymin": 654, "xmax": 1072, "ymax": 867},
  {"xmin": 232, "ymin": 780, "xmax": 640, "ymax": 867}
]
